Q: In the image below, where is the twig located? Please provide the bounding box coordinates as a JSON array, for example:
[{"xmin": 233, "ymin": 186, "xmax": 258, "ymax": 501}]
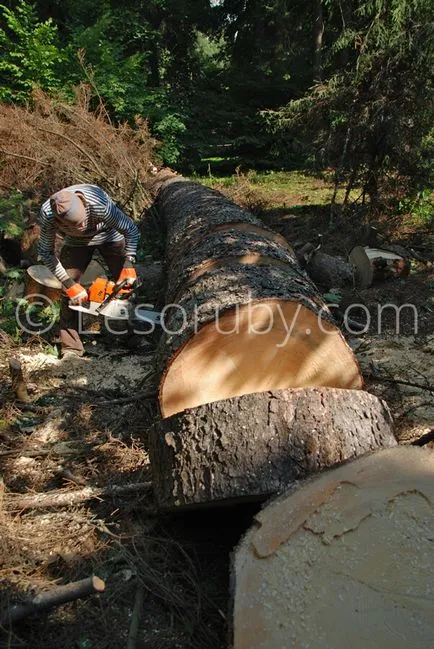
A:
[
  {"xmin": 35, "ymin": 126, "xmax": 109, "ymax": 183},
  {"xmin": 0, "ymin": 149, "xmax": 50, "ymax": 165},
  {"xmin": 7, "ymin": 481, "xmax": 153, "ymax": 512},
  {"xmin": 127, "ymin": 584, "xmax": 144, "ymax": 649},
  {"xmin": 56, "ymin": 466, "xmax": 88, "ymax": 486},
  {"xmin": 91, "ymin": 390, "xmax": 157, "ymax": 406},
  {"xmin": 0, "ymin": 575, "xmax": 105, "ymax": 626},
  {"xmin": 368, "ymin": 375, "xmax": 434, "ymax": 392}
]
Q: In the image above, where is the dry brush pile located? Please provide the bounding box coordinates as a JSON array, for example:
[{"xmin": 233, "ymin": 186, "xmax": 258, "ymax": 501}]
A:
[{"xmin": 0, "ymin": 86, "xmax": 159, "ymax": 220}]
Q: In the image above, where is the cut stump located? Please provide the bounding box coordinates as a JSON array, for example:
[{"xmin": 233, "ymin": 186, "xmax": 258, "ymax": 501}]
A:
[
  {"xmin": 149, "ymin": 387, "xmax": 396, "ymax": 509},
  {"xmin": 232, "ymin": 446, "xmax": 434, "ymax": 649}
]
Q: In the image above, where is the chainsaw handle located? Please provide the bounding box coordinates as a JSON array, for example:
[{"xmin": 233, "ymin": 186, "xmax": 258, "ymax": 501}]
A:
[
  {"xmin": 111, "ymin": 277, "xmax": 131, "ymax": 298},
  {"xmin": 95, "ymin": 278, "xmax": 133, "ymax": 314}
]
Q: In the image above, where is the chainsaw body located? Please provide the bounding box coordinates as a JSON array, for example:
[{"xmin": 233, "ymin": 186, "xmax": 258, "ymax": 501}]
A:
[{"xmin": 69, "ymin": 276, "xmax": 161, "ymax": 325}]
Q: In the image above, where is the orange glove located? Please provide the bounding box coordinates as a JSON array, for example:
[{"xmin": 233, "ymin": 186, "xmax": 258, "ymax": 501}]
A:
[
  {"xmin": 118, "ymin": 265, "xmax": 137, "ymax": 287},
  {"xmin": 65, "ymin": 282, "xmax": 88, "ymax": 303}
]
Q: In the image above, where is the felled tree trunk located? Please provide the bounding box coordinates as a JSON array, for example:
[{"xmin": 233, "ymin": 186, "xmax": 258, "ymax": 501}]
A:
[
  {"xmin": 149, "ymin": 387, "xmax": 396, "ymax": 509},
  {"xmin": 156, "ymin": 180, "xmax": 363, "ymax": 418},
  {"xmin": 305, "ymin": 251, "xmax": 355, "ymax": 289},
  {"xmin": 232, "ymin": 446, "xmax": 434, "ymax": 649}
]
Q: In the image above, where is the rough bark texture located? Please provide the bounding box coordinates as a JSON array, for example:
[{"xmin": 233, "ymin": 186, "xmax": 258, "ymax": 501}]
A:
[
  {"xmin": 165, "ymin": 228, "xmax": 298, "ymax": 303},
  {"xmin": 156, "ymin": 179, "xmax": 363, "ymax": 417},
  {"xmin": 149, "ymin": 387, "xmax": 396, "ymax": 509},
  {"xmin": 157, "ymin": 263, "xmax": 335, "ymax": 371},
  {"xmin": 306, "ymin": 251, "xmax": 355, "ymax": 289}
]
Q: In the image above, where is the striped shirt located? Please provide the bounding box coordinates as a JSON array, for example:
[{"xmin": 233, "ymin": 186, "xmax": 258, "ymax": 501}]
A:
[{"xmin": 37, "ymin": 184, "xmax": 139, "ymax": 283}]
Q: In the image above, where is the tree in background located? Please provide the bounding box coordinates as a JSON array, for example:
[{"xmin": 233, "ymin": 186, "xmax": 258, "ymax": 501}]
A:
[
  {"xmin": 266, "ymin": 0, "xmax": 434, "ymax": 208},
  {"xmin": 1, "ymin": 0, "xmax": 432, "ymax": 183},
  {"xmin": 0, "ymin": 0, "xmax": 66, "ymax": 102}
]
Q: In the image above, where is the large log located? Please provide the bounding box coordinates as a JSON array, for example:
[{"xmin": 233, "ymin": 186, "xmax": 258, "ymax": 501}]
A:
[
  {"xmin": 156, "ymin": 180, "xmax": 363, "ymax": 418},
  {"xmin": 149, "ymin": 387, "xmax": 396, "ymax": 509},
  {"xmin": 232, "ymin": 446, "xmax": 434, "ymax": 649}
]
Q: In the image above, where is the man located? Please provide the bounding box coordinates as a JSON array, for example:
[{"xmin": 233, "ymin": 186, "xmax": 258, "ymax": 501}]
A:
[{"xmin": 37, "ymin": 184, "xmax": 139, "ymax": 358}]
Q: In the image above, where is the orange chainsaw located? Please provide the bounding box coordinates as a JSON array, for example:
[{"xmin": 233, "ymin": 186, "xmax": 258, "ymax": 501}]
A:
[
  {"xmin": 69, "ymin": 276, "xmax": 161, "ymax": 325},
  {"xmin": 26, "ymin": 265, "xmax": 161, "ymax": 325},
  {"xmin": 68, "ymin": 277, "xmax": 133, "ymax": 319}
]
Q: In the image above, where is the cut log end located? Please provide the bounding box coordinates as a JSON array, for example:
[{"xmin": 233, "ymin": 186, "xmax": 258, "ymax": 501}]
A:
[
  {"xmin": 92, "ymin": 575, "xmax": 106, "ymax": 592},
  {"xmin": 232, "ymin": 446, "xmax": 434, "ymax": 649},
  {"xmin": 159, "ymin": 299, "xmax": 362, "ymax": 418}
]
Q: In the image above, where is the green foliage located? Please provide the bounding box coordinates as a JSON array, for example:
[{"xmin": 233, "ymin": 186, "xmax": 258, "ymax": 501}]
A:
[
  {"xmin": 70, "ymin": 13, "xmax": 150, "ymax": 120},
  {"xmin": 0, "ymin": 295, "xmax": 21, "ymax": 339},
  {"xmin": 0, "ymin": 0, "xmax": 66, "ymax": 102},
  {"xmin": 154, "ymin": 114, "xmax": 187, "ymax": 165},
  {"xmin": 0, "ymin": 192, "xmax": 27, "ymax": 237},
  {"xmin": 267, "ymin": 0, "xmax": 434, "ymax": 204},
  {"xmin": 0, "ymin": 0, "xmax": 431, "ymax": 188},
  {"xmin": 398, "ymin": 189, "xmax": 434, "ymax": 226}
]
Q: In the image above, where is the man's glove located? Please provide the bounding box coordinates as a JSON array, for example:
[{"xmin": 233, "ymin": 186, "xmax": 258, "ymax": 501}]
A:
[
  {"xmin": 118, "ymin": 257, "xmax": 137, "ymax": 287},
  {"xmin": 65, "ymin": 282, "xmax": 88, "ymax": 303}
]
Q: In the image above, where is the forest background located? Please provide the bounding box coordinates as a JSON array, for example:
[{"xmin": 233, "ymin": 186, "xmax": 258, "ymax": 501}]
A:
[{"xmin": 0, "ymin": 0, "xmax": 433, "ymax": 224}]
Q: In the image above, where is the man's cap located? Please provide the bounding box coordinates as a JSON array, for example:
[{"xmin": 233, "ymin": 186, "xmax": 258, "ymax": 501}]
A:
[{"xmin": 50, "ymin": 190, "xmax": 86, "ymax": 224}]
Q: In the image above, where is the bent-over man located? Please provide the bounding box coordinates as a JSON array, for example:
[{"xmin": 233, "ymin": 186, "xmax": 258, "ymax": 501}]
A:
[{"xmin": 37, "ymin": 184, "xmax": 139, "ymax": 359}]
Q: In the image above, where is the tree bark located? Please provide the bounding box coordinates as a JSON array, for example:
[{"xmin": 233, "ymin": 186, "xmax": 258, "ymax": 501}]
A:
[
  {"xmin": 149, "ymin": 387, "xmax": 396, "ymax": 509},
  {"xmin": 156, "ymin": 179, "xmax": 363, "ymax": 418}
]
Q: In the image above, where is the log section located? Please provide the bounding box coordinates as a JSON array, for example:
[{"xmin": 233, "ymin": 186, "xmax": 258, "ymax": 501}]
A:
[
  {"xmin": 156, "ymin": 180, "xmax": 363, "ymax": 418},
  {"xmin": 232, "ymin": 446, "xmax": 434, "ymax": 649},
  {"xmin": 149, "ymin": 387, "xmax": 396, "ymax": 509}
]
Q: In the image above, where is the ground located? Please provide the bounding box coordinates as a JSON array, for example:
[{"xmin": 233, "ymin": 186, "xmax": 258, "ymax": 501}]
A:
[{"xmin": 0, "ymin": 171, "xmax": 433, "ymax": 648}]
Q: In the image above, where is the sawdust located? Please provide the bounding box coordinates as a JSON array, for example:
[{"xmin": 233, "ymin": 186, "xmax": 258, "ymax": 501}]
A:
[
  {"xmin": 18, "ymin": 349, "xmax": 153, "ymax": 392},
  {"xmin": 354, "ymin": 334, "xmax": 434, "ymax": 441}
]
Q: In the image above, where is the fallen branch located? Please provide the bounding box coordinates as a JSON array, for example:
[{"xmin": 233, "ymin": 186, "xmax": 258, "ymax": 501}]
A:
[
  {"xmin": 127, "ymin": 584, "xmax": 144, "ymax": 649},
  {"xmin": 0, "ymin": 575, "xmax": 105, "ymax": 626},
  {"xmin": 7, "ymin": 481, "xmax": 153, "ymax": 512},
  {"xmin": 0, "ymin": 149, "xmax": 50, "ymax": 165}
]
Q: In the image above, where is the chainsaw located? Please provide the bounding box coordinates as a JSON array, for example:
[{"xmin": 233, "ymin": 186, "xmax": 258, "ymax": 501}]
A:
[
  {"xmin": 26, "ymin": 265, "xmax": 161, "ymax": 325},
  {"xmin": 68, "ymin": 276, "xmax": 161, "ymax": 325}
]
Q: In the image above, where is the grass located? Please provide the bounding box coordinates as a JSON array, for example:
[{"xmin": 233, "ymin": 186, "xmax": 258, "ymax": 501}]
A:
[{"xmin": 194, "ymin": 169, "xmax": 358, "ymax": 211}]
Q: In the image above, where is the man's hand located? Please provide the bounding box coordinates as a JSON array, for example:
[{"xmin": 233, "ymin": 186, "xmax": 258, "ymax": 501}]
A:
[
  {"xmin": 118, "ymin": 257, "xmax": 138, "ymax": 287},
  {"xmin": 65, "ymin": 282, "xmax": 88, "ymax": 304}
]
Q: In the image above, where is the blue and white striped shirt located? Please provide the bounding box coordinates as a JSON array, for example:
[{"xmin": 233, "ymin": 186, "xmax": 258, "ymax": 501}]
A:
[{"xmin": 37, "ymin": 184, "xmax": 139, "ymax": 283}]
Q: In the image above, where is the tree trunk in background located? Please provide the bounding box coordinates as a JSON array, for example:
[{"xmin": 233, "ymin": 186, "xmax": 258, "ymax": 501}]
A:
[
  {"xmin": 313, "ymin": 0, "xmax": 324, "ymax": 83},
  {"xmin": 155, "ymin": 179, "xmax": 363, "ymax": 419},
  {"xmin": 149, "ymin": 387, "xmax": 396, "ymax": 509}
]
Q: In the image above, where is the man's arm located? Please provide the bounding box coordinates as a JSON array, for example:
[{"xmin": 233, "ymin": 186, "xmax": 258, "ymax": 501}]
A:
[
  {"xmin": 102, "ymin": 196, "xmax": 139, "ymax": 257},
  {"xmin": 37, "ymin": 210, "xmax": 70, "ymax": 284}
]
